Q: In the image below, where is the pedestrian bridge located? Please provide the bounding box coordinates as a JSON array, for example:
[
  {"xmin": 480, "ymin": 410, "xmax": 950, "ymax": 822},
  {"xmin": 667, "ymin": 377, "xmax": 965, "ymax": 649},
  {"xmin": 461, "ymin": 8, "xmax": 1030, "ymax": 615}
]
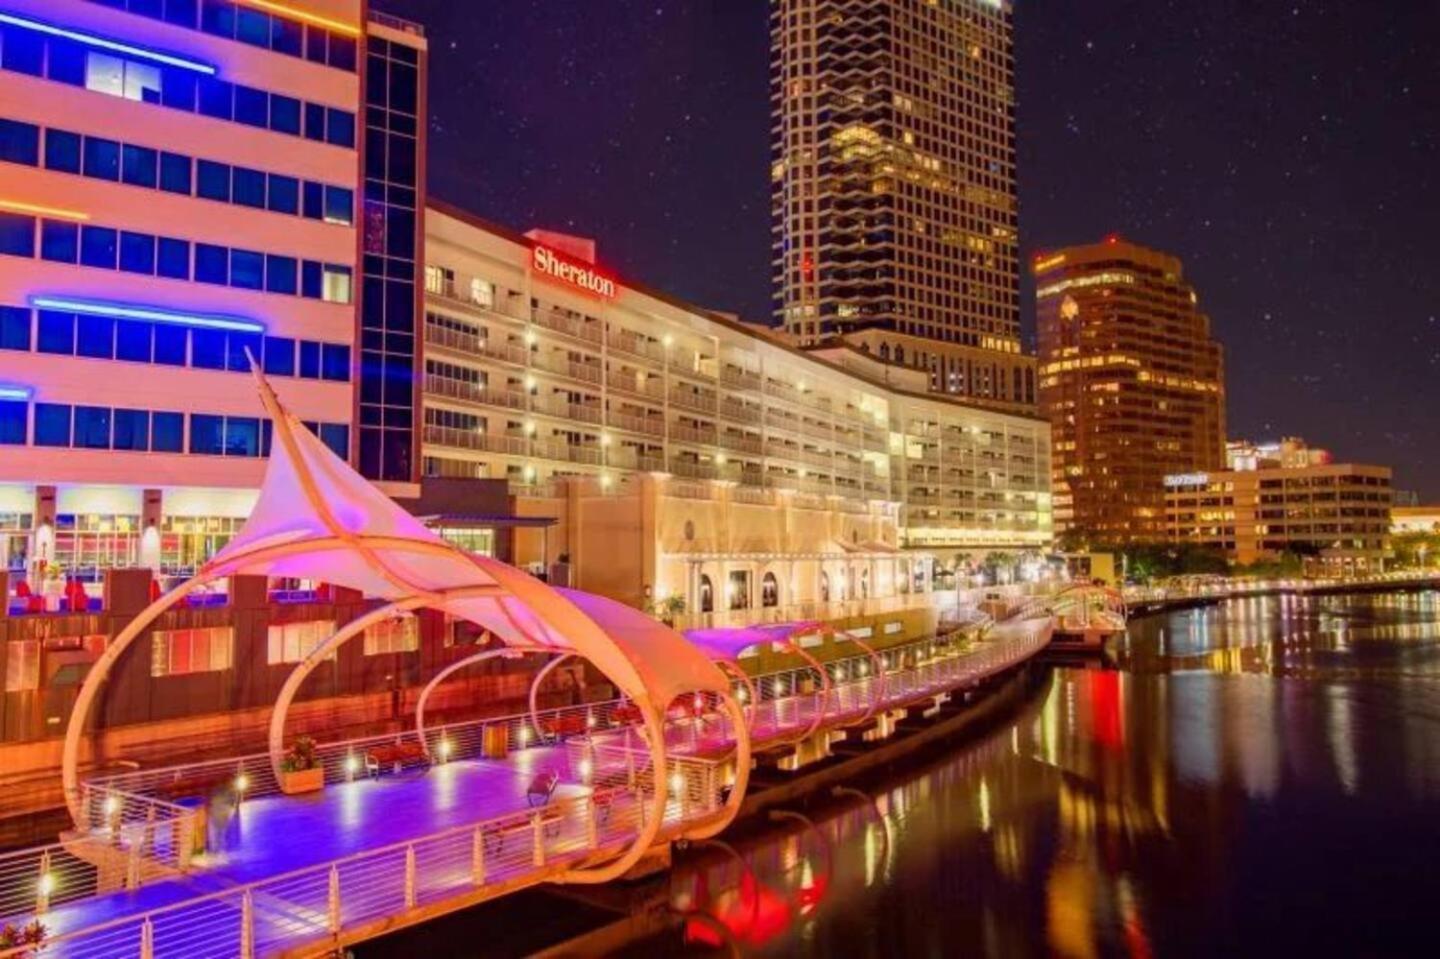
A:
[{"xmin": 0, "ymin": 370, "xmax": 1052, "ymax": 958}]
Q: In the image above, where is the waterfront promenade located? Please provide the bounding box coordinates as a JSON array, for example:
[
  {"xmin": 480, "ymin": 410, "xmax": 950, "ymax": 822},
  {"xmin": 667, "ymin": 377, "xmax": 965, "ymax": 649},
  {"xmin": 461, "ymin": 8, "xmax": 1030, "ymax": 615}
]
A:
[{"xmin": 0, "ymin": 619, "xmax": 1050, "ymax": 958}]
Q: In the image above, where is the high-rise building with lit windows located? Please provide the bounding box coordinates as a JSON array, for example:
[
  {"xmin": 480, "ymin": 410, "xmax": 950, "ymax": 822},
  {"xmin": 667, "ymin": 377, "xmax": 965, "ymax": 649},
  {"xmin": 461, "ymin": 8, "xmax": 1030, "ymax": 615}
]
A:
[
  {"xmin": 0, "ymin": 0, "xmax": 424, "ymax": 579},
  {"xmin": 769, "ymin": 0, "xmax": 1034, "ymax": 413},
  {"xmin": 1035, "ymin": 237, "xmax": 1226, "ymax": 541}
]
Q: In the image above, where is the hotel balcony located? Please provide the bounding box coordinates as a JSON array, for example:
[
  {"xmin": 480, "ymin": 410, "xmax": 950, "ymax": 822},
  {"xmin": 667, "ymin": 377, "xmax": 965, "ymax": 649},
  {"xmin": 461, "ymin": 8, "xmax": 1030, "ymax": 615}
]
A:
[
  {"xmin": 605, "ymin": 329, "xmax": 666, "ymax": 364},
  {"xmin": 532, "ymin": 308, "xmax": 603, "ymax": 345},
  {"xmin": 669, "ymin": 389, "xmax": 717, "ymax": 414},
  {"xmin": 720, "ymin": 366, "xmax": 762, "ymax": 391},
  {"xmin": 607, "ymin": 372, "xmax": 666, "ymax": 401}
]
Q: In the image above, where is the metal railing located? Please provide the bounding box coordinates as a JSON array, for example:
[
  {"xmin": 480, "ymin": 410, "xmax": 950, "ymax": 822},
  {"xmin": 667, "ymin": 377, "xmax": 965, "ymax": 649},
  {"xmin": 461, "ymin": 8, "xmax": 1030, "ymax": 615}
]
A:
[{"xmin": 6, "ymin": 621, "xmax": 1052, "ymax": 956}]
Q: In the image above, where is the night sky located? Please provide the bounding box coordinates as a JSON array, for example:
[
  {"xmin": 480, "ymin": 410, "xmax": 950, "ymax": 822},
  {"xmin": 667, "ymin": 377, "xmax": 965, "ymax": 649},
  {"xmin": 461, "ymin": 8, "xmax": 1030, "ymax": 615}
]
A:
[{"xmin": 374, "ymin": 1, "xmax": 1438, "ymax": 499}]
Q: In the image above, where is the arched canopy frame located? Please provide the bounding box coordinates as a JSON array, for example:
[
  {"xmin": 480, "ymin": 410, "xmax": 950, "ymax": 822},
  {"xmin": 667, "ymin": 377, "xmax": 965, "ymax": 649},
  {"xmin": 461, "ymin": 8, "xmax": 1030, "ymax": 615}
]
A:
[{"xmin": 64, "ymin": 365, "xmax": 750, "ymax": 883}]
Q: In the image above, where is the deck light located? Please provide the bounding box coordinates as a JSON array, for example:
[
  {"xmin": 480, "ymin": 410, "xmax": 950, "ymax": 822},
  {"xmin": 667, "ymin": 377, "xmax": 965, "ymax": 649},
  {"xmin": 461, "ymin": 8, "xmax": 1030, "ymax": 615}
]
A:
[
  {"xmin": 0, "ymin": 385, "xmax": 33, "ymax": 400},
  {"xmin": 0, "ymin": 12, "xmax": 216, "ymax": 74},
  {"xmin": 29, "ymin": 297, "xmax": 264, "ymax": 334},
  {"xmin": 37, "ymin": 873, "xmax": 54, "ymax": 896},
  {"xmin": 669, "ymin": 772, "xmax": 684, "ymax": 794},
  {"xmin": 438, "ymin": 737, "xmax": 453, "ymax": 761},
  {"xmin": 234, "ymin": 773, "xmax": 250, "ymax": 793}
]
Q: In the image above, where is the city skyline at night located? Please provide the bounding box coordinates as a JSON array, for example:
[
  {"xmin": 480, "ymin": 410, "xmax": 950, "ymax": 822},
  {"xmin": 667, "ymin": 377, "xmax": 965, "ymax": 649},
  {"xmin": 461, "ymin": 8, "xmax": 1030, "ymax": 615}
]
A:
[{"xmin": 378, "ymin": 0, "xmax": 1437, "ymax": 498}]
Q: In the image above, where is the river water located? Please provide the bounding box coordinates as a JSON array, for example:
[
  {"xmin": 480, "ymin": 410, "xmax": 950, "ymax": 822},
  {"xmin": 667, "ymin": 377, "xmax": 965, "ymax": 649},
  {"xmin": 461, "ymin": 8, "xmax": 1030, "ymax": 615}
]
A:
[{"xmin": 658, "ymin": 589, "xmax": 1440, "ymax": 957}]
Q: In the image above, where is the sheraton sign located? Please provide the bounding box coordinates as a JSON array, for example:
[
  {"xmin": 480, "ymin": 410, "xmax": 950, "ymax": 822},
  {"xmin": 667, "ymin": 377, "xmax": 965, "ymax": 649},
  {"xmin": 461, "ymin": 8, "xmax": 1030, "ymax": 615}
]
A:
[{"xmin": 531, "ymin": 244, "xmax": 617, "ymax": 299}]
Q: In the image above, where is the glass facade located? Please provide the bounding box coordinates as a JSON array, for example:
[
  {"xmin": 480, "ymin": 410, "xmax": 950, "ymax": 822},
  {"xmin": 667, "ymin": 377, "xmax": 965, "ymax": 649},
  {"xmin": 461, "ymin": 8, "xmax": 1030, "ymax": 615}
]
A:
[{"xmin": 356, "ymin": 30, "xmax": 425, "ymax": 483}]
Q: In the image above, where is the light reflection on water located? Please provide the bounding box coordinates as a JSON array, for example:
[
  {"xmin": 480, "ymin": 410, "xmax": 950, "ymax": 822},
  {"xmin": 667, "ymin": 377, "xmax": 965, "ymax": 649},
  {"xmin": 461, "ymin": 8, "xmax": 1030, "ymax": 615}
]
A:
[{"xmin": 659, "ymin": 590, "xmax": 1440, "ymax": 957}]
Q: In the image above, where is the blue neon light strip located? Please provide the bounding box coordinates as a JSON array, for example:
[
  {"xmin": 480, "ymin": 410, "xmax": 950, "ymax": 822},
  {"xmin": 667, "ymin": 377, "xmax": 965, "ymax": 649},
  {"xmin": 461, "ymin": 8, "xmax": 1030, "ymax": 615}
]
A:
[
  {"xmin": 0, "ymin": 384, "xmax": 32, "ymax": 400},
  {"xmin": 0, "ymin": 11, "xmax": 217, "ymax": 75},
  {"xmin": 30, "ymin": 296, "xmax": 264, "ymax": 334}
]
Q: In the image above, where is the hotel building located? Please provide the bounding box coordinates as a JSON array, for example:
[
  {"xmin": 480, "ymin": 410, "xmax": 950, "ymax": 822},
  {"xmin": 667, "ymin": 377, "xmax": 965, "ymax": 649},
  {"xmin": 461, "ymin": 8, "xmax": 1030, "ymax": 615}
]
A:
[
  {"xmin": 769, "ymin": 0, "xmax": 1035, "ymax": 412},
  {"xmin": 1163, "ymin": 437, "xmax": 1392, "ymax": 569},
  {"xmin": 420, "ymin": 202, "xmax": 1052, "ymax": 623},
  {"xmin": 0, "ymin": 1, "xmax": 425, "ymax": 581},
  {"xmin": 1035, "ymin": 238, "xmax": 1225, "ymax": 542}
]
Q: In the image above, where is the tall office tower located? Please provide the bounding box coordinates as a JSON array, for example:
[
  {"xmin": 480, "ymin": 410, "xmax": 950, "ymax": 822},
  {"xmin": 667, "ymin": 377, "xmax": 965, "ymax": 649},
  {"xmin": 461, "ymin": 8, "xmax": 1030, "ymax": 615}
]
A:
[
  {"xmin": 1035, "ymin": 238, "xmax": 1227, "ymax": 542},
  {"xmin": 769, "ymin": 0, "xmax": 1035, "ymax": 413},
  {"xmin": 0, "ymin": 0, "xmax": 422, "ymax": 579}
]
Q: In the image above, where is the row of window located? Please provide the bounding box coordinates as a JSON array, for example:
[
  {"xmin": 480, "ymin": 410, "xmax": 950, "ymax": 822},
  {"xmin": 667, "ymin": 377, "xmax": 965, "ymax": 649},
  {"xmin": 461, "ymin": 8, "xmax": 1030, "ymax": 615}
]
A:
[
  {"xmin": 0, "ymin": 305, "xmax": 351, "ymax": 382},
  {"xmin": 0, "ymin": 117, "xmax": 354, "ymax": 226},
  {"xmin": 0, "ymin": 399, "xmax": 349, "ymax": 459},
  {"xmin": 88, "ymin": 0, "xmax": 361, "ymax": 73},
  {"xmin": 0, "ymin": 212, "xmax": 353, "ymax": 303},
  {"xmin": 0, "ymin": 24, "xmax": 355, "ymax": 146}
]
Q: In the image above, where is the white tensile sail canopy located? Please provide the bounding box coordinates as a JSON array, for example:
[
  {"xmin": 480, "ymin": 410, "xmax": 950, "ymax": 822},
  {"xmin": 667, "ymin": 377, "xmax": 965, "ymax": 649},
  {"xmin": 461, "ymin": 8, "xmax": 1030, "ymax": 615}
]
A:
[{"xmin": 200, "ymin": 368, "xmax": 729, "ymax": 707}]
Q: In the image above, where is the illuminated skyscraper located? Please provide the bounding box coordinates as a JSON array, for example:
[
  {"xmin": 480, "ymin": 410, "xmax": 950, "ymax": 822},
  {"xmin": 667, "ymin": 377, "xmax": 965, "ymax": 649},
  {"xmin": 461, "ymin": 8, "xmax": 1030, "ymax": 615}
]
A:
[
  {"xmin": 1035, "ymin": 238, "xmax": 1226, "ymax": 541},
  {"xmin": 769, "ymin": 0, "xmax": 1034, "ymax": 413}
]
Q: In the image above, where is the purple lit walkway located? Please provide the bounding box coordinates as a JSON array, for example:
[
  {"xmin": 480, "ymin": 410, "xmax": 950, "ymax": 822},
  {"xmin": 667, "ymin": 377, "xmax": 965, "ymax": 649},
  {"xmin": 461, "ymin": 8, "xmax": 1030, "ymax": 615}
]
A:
[
  {"xmin": 34, "ymin": 750, "xmax": 587, "ymax": 934},
  {"xmin": 3, "ymin": 623, "xmax": 1050, "ymax": 958}
]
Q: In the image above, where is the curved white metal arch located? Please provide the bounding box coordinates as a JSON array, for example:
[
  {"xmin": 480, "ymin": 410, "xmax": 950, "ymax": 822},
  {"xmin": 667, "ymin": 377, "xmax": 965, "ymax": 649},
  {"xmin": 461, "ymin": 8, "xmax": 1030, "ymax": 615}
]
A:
[
  {"xmin": 266, "ymin": 593, "xmax": 675, "ymax": 885},
  {"xmin": 413, "ymin": 645, "xmax": 551, "ymax": 754},
  {"xmin": 61, "ymin": 570, "xmax": 219, "ymax": 822},
  {"xmin": 527, "ymin": 652, "xmax": 575, "ymax": 741},
  {"xmin": 762, "ymin": 641, "xmax": 832, "ymax": 748}
]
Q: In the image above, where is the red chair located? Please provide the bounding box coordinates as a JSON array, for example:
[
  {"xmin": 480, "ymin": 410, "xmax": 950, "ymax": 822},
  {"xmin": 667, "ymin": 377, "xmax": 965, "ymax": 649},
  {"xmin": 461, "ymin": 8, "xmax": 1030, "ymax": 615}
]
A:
[
  {"xmin": 66, "ymin": 578, "xmax": 90, "ymax": 612},
  {"xmin": 148, "ymin": 578, "xmax": 162, "ymax": 603},
  {"xmin": 14, "ymin": 580, "xmax": 31, "ymax": 598}
]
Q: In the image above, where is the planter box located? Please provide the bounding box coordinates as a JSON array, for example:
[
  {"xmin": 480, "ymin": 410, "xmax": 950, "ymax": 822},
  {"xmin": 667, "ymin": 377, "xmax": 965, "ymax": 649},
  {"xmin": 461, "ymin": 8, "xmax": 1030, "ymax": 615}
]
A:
[{"xmin": 280, "ymin": 767, "xmax": 325, "ymax": 795}]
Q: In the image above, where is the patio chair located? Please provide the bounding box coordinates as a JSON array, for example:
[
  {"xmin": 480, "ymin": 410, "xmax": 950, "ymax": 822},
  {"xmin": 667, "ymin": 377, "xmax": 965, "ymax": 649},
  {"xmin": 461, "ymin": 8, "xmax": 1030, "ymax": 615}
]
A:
[{"xmin": 526, "ymin": 769, "xmax": 560, "ymax": 807}]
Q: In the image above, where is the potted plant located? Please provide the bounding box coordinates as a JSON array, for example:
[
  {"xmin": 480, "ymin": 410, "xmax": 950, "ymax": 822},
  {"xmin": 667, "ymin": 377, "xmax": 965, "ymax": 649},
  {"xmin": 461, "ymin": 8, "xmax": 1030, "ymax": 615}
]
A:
[
  {"xmin": 279, "ymin": 736, "xmax": 324, "ymax": 794},
  {"xmin": 643, "ymin": 594, "xmax": 687, "ymax": 627},
  {"xmin": 0, "ymin": 920, "xmax": 47, "ymax": 956}
]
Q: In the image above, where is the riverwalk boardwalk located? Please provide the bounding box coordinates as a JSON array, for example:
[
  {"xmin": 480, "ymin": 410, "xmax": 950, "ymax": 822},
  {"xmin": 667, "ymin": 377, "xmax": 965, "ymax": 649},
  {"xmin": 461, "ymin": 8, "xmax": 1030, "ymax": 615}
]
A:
[{"xmin": 0, "ymin": 372, "xmax": 1052, "ymax": 958}]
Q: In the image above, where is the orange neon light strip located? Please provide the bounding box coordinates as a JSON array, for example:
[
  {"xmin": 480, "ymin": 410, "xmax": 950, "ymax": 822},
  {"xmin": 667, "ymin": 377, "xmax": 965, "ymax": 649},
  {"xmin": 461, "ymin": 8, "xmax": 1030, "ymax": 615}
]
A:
[
  {"xmin": 244, "ymin": 1, "xmax": 361, "ymax": 37},
  {"xmin": 0, "ymin": 199, "xmax": 89, "ymax": 221}
]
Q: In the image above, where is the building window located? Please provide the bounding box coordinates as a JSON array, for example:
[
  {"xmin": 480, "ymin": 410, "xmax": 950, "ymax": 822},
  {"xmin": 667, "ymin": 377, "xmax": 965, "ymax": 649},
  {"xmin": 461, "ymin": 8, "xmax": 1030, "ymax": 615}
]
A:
[
  {"xmin": 0, "ymin": 118, "xmax": 39, "ymax": 165},
  {"xmin": 819, "ymin": 570, "xmax": 830, "ymax": 603},
  {"xmin": 80, "ymin": 225, "xmax": 118, "ymax": 269},
  {"xmin": 267, "ymin": 620, "xmax": 335, "ymax": 664},
  {"xmin": 364, "ymin": 614, "xmax": 418, "ymax": 656},
  {"xmin": 151, "ymin": 626, "xmax": 233, "ymax": 677},
  {"xmin": 0, "ymin": 212, "xmax": 34, "ymax": 257},
  {"xmin": 84, "ymin": 52, "xmax": 161, "ymax": 103},
  {"xmin": 44, "ymin": 129, "xmax": 81, "ymax": 173},
  {"xmin": 33, "ymin": 403, "xmax": 71, "ymax": 446},
  {"xmin": 469, "ymin": 279, "xmax": 494, "ymax": 308},
  {"xmin": 762, "ymin": 572, "xmax": 779, "ymax": 608},
  {"xmin": 152, "ymin": 411, "xmax": 184, "ymax": 452},
  {"xmin": 322, "ymin": 264, "xmax": 352, "ymax": 304},
  {"xmin": 0, "ymin": 306, "xmax": 28, "ymax": 350},
  {"xmin": 189, "ymin": 413, "xmax": 224, "ymax": 454},
  {"xmin": 726, "ymin": 570, "xmax": 750, "ymax": 611},
  {"xmin": 0, "ymin": 399, "xmax": 25, "ymax": 445},
  {"xmin": 40, "ymin": 220, "xmax": 78, "ymax": 263},
  {"xmin": 699, "ymin": 574, "xmax": 714, "ymax": 613}
]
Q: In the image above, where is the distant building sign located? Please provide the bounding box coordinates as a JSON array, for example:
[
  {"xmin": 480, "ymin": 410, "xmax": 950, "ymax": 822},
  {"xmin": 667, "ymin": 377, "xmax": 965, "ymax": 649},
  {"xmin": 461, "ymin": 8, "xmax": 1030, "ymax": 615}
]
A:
[
  {"xmin": 1164, "ymin": 473, "xmax": 1210, "ymax": 488},
  {"xmin": 531, "ymin": 245, "xmax": 617, "ymax": 299}
]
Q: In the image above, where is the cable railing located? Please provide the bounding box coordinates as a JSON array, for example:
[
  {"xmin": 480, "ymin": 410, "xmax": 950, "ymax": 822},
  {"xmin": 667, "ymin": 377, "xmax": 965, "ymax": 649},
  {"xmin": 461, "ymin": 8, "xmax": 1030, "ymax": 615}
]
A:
[{"xmin": 7, "ymin": 622, "xmax": 1049, "ymax": 954}]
